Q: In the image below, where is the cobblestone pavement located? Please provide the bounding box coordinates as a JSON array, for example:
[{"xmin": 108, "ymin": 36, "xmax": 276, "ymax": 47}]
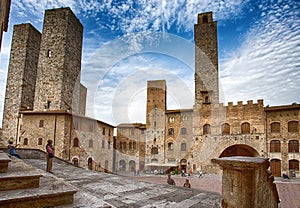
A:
[
  {"xmin": 24, "ymin": 159, "xmax": 300, "ymax": 208},
  {"xmin": 127, "ymin": 173, "xmax": 300, "ymax": 208},
  {"xmin": 24, "ymin": 159, "xmax": 221, "ymax": 208}
]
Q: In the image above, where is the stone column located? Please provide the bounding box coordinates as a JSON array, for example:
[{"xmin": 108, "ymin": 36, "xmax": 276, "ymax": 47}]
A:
[{"xmin": 212, "ymin": 156, "xmax": 279, "ymax": 208}]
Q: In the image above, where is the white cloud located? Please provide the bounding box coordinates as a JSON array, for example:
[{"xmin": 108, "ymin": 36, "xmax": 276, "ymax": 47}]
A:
[{"xmin": 220, "ymin": 0, "xmax": 300, "ymax": 106}]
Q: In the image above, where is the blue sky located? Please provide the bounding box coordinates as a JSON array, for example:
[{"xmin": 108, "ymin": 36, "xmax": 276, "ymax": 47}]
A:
[{"xmin": 0, "ymin": 0, "xmax": 299, "ymax": 126}]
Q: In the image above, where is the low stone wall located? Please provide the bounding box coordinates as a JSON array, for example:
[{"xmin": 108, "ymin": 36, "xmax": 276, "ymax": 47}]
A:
[{"xmin": 212, "ymin": 156, "xmax": 279, "ymax": 208}]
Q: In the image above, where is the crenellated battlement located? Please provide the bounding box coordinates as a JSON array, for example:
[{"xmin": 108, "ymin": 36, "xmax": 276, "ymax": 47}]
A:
[{"xmin": 223, "ymin": 99, "xmax": 264, "ymax": 110}]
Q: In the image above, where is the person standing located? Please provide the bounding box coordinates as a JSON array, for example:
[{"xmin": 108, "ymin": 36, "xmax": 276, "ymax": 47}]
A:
[
  {"xmin": 46, "ymin": 140, "xmax": 54, "ymax": 173},
  {"xmin": 167, "ymin": 174, "xmax": 176, "ymax": 185}
]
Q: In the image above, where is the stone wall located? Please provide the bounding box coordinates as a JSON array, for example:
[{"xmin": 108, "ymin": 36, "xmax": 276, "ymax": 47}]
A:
[
  {"xmin": 266, "ymin": 104, "xmax": 300, "ymax": 177},
  {"xmin": 33, "ymin": 7, "xmax": 83, "ymax": 114},
  {"xmin": 1, "ymin": 23, "xmax": 41, "ymax": 145},
  {"xmin": 145, "ymin": 80, "xmax": 167, "ymax": 165},
  {"xmin": 212, "ymin": 156, "xmax": 279, "ymax": 208}
]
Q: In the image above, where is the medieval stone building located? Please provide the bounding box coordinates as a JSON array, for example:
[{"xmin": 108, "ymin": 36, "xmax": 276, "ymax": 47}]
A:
[
  {"xmin": 116, "ymin": 12, "xmax": 300, "ymax": 177},
  {"xmin": 0, "ymin": 0, "xmax": 11, "ymax": 51},
  {"xmin": 0, "ymin": 7, "xmax": 115, "ymax": 172},
  {"xmin": 0, "ymin": 8, "xmax": 299, "ymax": 177}
]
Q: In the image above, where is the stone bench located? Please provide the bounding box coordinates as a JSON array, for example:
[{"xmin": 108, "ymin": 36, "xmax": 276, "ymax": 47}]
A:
[{"xmin": 0, "ymin": 151, "xmax": 11, "ymax": 173}]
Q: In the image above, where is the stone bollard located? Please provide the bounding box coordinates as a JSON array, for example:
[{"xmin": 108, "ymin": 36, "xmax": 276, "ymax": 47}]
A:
[{"xmin": 212, "ymin": 156, "xmax": 279, "ymax": 208}]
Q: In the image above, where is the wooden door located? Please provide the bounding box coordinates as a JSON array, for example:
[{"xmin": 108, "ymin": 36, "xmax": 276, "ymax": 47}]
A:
[{"xmin": 270, "ymin": 159, "xmax": 281, "ymax": 177}]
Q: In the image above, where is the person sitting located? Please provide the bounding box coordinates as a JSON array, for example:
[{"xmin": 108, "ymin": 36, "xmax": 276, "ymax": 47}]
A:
[
  {"xmin": 167, "ymin": 174, "xmax": 176, "ymax": 185},
  {"xmin": 183, "ymin": 179, "xmax": 191, "ymax": 188},
  {"xmin": 8, "ymin": 140, "xmax": 21, "ymax": 159},
  {"xmin": 282, "ymin": 173, "xmax": 289, "ymax": 179}
]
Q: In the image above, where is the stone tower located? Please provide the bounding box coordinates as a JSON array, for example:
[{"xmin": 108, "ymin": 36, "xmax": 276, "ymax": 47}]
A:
[
  {"xmin": 193, "ymin": 12, "xmax": 220, "ymax": 137},
  {"xmin": 145, "ymin": 80, "xmax": 167, "ymax": 164},
  {"xmin": 33, "ymin": 7, "xmax": 83, "ymax": 113},
  {"xmin": 1, "ymin": 24, "xmax": 41, "ymax": 144}
]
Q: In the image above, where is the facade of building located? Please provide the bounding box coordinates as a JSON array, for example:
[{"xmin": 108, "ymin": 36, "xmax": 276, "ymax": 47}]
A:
[
  {"xmin": 1, "ymin": 8, "xmax": 299, "ymax": 177},
  {"xmin": 0, "ymin": 0, "xmax": 11, "ymax": 51},
  {"xmin": 0, "ymin": 7, "xmax": 115, "ymax": 172},
  {"xmin": 116, "ymin": 12, "xmax": 299, "ymax": 177}
]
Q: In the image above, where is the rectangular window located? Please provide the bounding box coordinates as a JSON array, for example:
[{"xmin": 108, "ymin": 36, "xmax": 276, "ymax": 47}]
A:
[{"xmin": 39, "ymin": 120, "xmax": 44, "ymax": 128}]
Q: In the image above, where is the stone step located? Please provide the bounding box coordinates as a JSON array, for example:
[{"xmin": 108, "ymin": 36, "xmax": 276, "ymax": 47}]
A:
[
  {"xmin": 0, "ymin": 156, "xmax": 78, "ymax": 208},
  {"xmin": 0, "ymin": 155, "xmax": 42, "ymax": 191},
  {"xmin": 0, "ymin": 151, "xmax": 11, "ymax": 173},
  {"xmin": 0, "ymin": 174, "xmax": 42, "ymax": 191}
]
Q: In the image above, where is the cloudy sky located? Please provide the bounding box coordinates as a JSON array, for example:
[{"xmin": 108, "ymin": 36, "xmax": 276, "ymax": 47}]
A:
[{"xmin": 0, "ymin": 0, "xmax": 299, "ymax": 126}]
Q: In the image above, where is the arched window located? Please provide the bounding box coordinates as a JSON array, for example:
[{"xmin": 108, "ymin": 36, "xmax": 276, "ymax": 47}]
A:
[
  {"xmin": 180, "ymin": 128, "xmax": 187, "ymax": 134},
  {"xmin": 222, "ymin": 123, "xmax": 230, "ymax": 135},
  {"xmin": 129, "ymin": 141, "xmax": 133, "ymax": 150},
  {"xmin": 241, "ymin": 122, "xmax": 250, "ymax": 134},
  {"xmin": 24, "ymin": 138, "xmax": 28, "ymax": 145},
  {"xmin": 203, "ymin": 124, "xmax": 210, "ymax": 135},
  {"xmin": 123, "ymin": 142, "xmax": 127, "ymax": 150},
  {"xmin": 271, "ymin": 122, "xmax": 280, "ymax": 133},
  {"xmin": 151, "ymin": 147, "xmax": 158, "ymax": 154},
  {"xmin": 47, "ymin": 49, "xmax": 52, "ymax": 57},
  {"xmin": 89, "ymin": 139, "xmax": 93, "ymax": 148},
  {"xmin": 73, "ymin": 138, "xmax": 79, "ymax": 147},
  {"xmin": 288, "ymin": 121, "xmax": 298, "ymax": 132},
  {"xmin": 181, "ymin": 142, "xmax": 187, "ymax": 151},
  {"xmin": 168, "ymin": 142, "xmax": 174, "ymax": 151},
  {"xmin": 133, "ymin": 142, "xmax": 136, "ymax": 150},
  {"xmin": 288, "ymin": 140, "xmax": 299, "ymax": 153},
  {"xmin": 168, "ymin": 128, "xmax": 174, "ymax": 135},
  {"xmin": 38, "ymin": 138, "xmax": 43, "ymax": 145},
  {"xmin": 289, "ymin": 159, "xmax": 299, "ymax": 171},
  {"xmin": 169, "ymin": 117, "xmax": 175, "ymax": 123},
  {"xmin": 270, "ymin": 140, "xmax": 281, "ymax": 152}
]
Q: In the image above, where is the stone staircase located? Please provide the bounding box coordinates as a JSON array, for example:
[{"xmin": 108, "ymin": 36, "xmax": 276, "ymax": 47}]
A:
[{"xmin": 0, "ymin": 151, "xmax": 77, "ymax": 208}]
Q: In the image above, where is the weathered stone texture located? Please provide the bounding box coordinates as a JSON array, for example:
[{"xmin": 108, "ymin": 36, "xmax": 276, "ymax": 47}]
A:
[
  {"xmin": 34, "ymin": 7, "xmax": 83, "ymax": 114},
  {"xmin": 1, "ymin": 23, "xmax": 41, "ymax": 144},
  {"xmin": 212, "ymin": 157, "xmax": 279, "ymax": 208}
]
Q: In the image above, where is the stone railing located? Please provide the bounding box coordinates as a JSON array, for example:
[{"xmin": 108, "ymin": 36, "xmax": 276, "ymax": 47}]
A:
[{"xmin": 212, "ymin": 156, "xmax": 279, "ymax": 208}]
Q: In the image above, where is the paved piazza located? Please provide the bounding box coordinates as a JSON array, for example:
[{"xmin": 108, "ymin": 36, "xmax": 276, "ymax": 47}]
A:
[{"xmin": 24, "ymin": 159, "xmax": 300, "ymax": 208}]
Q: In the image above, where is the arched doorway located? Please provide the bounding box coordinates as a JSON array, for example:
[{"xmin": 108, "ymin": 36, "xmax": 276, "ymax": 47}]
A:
[
  {"xmin": 119, "ymin": 160, "xmax": 126, "ymax": 171},
  {"xmin": 180, "ymin": 159, "xmax": 187, "ymax": 173},
  {"xmin": 129, "ymin": 160, "xmax": 136, "ymax": 173},
  {"xmin": 270, "ymin": 159, "xmax": 281, "ymax": 177},
  {"xmin": 72, "ymin": 158, "xmax": 79, "ymax": 167},
  {"xmin": 88, "ymin": 157, "xmax": 93, "ymax": 170},
  {"xmin": 219, "ymin": 144, "xmax": 259, "ymax": 157}
]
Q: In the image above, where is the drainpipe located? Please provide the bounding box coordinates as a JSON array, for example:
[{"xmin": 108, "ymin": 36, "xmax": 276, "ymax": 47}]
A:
[
  {"xmin": 69, "ymin": 116, "xmax": 72, "ymax": 161},
  {"xmin": 53, "ymin": 114, "xmax": 57, "ymax": 146},
  {"xmin": 15, "ymin": 112, "xmax": 20, "ymax": 145}
]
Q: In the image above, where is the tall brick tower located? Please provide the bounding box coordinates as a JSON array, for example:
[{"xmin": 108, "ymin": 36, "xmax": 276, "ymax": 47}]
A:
[
  {"xmin": 33, "ymin": 7, "xmax": 83, "ymax": 113},
  {"xmin": 1, "ymin": 24, "xmax": 41, "ymax": 144},
  {"xmin": 145, "ymin": 80, "xmax": 167, "ymax": 165},
  {"xmin": 193, "ymin": 12, "xmax": 219, "ymax": 136}
]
